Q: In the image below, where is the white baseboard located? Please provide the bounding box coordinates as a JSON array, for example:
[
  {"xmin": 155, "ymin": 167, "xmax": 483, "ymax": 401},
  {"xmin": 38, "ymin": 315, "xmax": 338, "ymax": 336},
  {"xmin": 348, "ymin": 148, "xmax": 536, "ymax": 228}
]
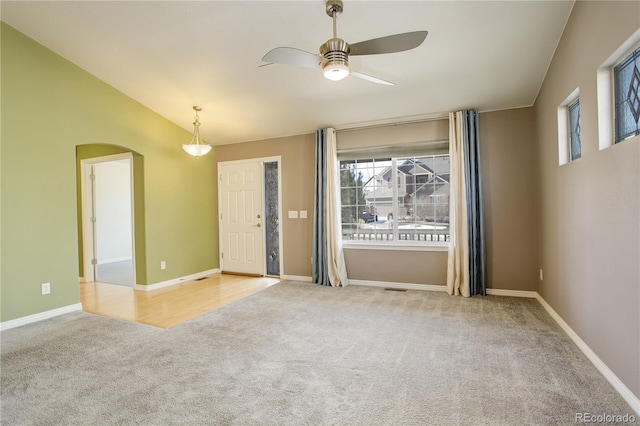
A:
[
  {"xmin": 0, "ymin": 303, "xmax": 83, "ymax": 332},
  {"xmin": 535, "ymin": 294, "xmax": 640, "ymax": 416},
  {"xmin": 97, "ymin": 256, "xmax": 132, "ymax": 265},
  {"xmin": 486, "ymin": 288, "xmax": 537, "ymax": 298},
  {"xmin": 349, "ymin": 280, "xmax": 539, "ymax": 297},
  {"xmin": 350, "ymin": 279, "xmax": 447, "ymax": 292},
  {"xmin": 135, "ymin": 268, "xmax": 220, "ymax": 291},
  {"xmin": 280, "ymin": 275, "xmax": 312, "ymax": 282}
]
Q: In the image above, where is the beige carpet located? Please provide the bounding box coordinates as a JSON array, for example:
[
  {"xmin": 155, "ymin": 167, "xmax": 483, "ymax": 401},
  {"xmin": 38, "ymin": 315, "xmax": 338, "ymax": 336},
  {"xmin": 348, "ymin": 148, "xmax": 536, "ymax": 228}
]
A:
[{"xmin": 1, "ymin": 281, "xmax": 636, "ymax": 425}]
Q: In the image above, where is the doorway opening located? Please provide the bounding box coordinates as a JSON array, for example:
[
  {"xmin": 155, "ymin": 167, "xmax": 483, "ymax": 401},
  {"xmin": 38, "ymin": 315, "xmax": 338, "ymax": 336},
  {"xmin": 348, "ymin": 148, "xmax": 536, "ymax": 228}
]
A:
[
  {"xmin": 80, "ymin": 153, "xmax": 136, "ymax": 286},
  {"xmin": 218, "ymin": 157, "xmax": 282, "ymax": 277}
]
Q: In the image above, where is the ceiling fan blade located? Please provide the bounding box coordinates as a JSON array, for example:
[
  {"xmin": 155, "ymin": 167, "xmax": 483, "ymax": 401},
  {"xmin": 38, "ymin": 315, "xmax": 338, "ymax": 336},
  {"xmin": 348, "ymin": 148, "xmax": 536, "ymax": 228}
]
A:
[
  {"xmin": 349, "ymin": 31, "xmax": 428, "ymax": 56},
  {"xmin": 261, "ymin": 47, "xmax": 321, "ymax": 69},
  {"xmin": 350, "ymin": 71, "xmax": 395, "ymax": 86}
]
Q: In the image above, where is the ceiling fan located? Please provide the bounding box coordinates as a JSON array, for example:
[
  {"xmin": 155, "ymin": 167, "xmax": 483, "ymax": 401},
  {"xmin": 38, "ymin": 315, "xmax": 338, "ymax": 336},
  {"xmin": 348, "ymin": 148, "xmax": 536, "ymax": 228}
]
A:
[{"xmin": 261, "ymin": 0, "xmax": 428, "ymax": 86}]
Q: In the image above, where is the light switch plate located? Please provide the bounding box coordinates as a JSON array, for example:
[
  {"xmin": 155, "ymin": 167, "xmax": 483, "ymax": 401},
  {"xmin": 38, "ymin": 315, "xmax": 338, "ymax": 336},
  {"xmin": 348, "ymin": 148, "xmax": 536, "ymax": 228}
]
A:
[
  {"xmin": 299, "ymin": 210, "xmax": 307, "ymax": 219},
  {"xmin": 288, "ymin": 210, "xmax": 298, "ymax": 219}
]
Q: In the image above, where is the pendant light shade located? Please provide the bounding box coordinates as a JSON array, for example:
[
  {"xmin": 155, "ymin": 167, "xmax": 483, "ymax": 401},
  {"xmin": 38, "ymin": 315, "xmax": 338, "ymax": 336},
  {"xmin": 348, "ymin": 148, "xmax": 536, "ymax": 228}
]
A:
[
  {"xmin": 182, "ymin": 143, "xmax": 212, "ymax": 157},
  {"xmin": 182, "ymin": 106, "xmax": 212, "ymax": 158}
]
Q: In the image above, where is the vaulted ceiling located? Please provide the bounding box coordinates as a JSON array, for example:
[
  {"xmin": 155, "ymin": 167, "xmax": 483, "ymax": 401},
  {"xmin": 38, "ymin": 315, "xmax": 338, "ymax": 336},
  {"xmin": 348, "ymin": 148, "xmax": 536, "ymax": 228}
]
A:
[{"xmin": 1, "ymin": 1, "xmax": 574, "ymax": 145}]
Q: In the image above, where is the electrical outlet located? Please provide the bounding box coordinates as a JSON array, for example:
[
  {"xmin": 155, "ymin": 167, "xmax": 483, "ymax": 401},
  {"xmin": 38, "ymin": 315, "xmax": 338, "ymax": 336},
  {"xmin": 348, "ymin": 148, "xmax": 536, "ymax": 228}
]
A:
[
  {"xmin": 41, "ymin": 282, "xmax": 51, "ymax": 295},
  {"xmin": 539, "ymin": 269, "xmax": 544, "ymax": 281},
  {"xmin": 161, "ymin": 261, "xmax": 166, "ymax": 270}
]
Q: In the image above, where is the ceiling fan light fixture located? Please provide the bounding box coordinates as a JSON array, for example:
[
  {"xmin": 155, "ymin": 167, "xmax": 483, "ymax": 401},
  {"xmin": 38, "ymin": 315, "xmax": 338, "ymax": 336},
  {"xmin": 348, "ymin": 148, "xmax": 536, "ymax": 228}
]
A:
[
  {"xmin": 320, "ymin": 38, "xmax": 350, "ymax": 81},
  {"xmin": 182, "ymin": 106, "xmax": 212, "ymax": 159},
  {"xmin": 261, "ymin": 0, "xmax": 426, "ymax": 86},
  {"xmin": 323, "ymin": 62, "xmax": 349, "ymax": 81}
]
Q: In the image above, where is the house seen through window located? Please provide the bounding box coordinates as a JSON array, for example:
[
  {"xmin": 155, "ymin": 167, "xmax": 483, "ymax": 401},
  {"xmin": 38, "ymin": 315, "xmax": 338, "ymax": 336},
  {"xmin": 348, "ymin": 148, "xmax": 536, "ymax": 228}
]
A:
[{"xmin": 340, "ymin": 155, "xmax": 450, "ymax": 245}]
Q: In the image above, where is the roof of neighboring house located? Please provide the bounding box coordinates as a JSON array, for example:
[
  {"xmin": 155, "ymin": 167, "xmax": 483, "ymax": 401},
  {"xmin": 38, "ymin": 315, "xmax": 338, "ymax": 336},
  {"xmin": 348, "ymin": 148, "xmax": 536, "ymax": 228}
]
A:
[
  {"xmin": 363, "ymin": 158, "xmax": 450, "ymax": 199},
  {"xmin": 397, "ymin": 161, "xmax": 434, "ymax": 177},
  {"xmin": 414, "ymin": 182, "xmax": 450, "ymax": 200},
  {"xmin": 366, "ymin": 158, "xmax": 449, "ymax": 182}
]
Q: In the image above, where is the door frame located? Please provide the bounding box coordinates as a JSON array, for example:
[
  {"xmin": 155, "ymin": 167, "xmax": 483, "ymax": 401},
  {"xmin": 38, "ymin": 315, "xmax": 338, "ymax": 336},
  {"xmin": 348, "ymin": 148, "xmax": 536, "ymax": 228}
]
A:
[
  {"xmin": 217, "ymin": 156, "xmax": 283, "ymax": 277},
  {"xmin": 80, "ymin": 152, "xmax": 136, "ymax": 284}
]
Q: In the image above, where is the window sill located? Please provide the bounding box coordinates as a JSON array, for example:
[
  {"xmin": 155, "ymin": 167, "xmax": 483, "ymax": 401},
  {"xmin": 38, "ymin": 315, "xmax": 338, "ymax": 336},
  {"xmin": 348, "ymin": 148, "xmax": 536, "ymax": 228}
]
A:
[{"xmin": 342, "ymin": 242, "xmax": 449, "ymax": 252}]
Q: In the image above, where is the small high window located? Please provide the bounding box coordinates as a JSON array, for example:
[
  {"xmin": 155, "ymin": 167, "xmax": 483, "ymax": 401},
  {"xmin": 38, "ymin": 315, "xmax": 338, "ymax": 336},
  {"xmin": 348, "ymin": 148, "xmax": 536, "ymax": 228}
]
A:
[
  {"xmin": 614, "ymin": 46, "xmax": 640, "ymax": 143},
  {"xmin": 568, "ymin": 98, "xmax": 581, "ymax": 161},
  {"xmin": 597, "ymin": 30, "xmax": 640, "ymax": 149},
  {"xmin": 557, "ymin": 88, "xmax": 580, "ymax": 165}
]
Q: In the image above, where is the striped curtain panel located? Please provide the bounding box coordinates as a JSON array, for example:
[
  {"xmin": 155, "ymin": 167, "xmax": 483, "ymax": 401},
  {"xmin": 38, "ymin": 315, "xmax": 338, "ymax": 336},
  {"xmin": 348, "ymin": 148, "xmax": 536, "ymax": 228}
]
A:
[
  {"xmin": 312, "ymin": 128, "xmax": 349, "ymax": 287},
  {"xmin": 462, "ymin": 110, "xmax": 486, "ymax": 296},
  {"xmin": 447, "ymin": 110, "xmax": 486, "ymax": 297}
]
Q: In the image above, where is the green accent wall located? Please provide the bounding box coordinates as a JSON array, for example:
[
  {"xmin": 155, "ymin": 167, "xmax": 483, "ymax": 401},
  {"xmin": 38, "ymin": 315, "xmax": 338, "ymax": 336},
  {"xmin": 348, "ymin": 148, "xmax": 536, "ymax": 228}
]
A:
[{"xmin": 1, "ymin": 22, "xmax": 218, "ymax": 322}]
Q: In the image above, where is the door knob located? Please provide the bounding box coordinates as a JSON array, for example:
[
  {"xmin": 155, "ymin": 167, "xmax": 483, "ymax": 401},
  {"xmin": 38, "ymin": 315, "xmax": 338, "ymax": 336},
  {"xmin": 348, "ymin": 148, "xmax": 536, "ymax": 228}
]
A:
[{"xmin": 256, "ymin": 223, "xmax": 261, "ymax": 227}]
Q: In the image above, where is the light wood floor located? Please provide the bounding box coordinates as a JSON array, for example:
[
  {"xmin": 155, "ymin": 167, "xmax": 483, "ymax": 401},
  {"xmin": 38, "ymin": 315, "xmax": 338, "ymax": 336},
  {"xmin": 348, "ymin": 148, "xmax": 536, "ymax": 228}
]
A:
[{"xmin": 80, "ymin": 274, "xmax": 280, "ymax": 329}]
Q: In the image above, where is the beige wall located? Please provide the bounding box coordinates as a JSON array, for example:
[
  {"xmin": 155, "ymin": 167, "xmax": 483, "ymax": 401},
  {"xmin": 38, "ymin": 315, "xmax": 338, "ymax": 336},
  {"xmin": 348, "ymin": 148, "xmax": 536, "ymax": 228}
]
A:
[
  {"xmin": 343, "ymin": 111, "xmax": 538, "ymax": 290},
  {"xmin": 480, "ymin": 108, "xmax": 538, "ymax": 291},
  {"xmin": 534, "ymin": 1, "xmax": 639, "ymax": 398},
  {"xmin": 339, "ymin": 119, "xmax": 451, "ymax": 286},
  {"xmin": 344, "ymin": 249, "xmax": 448, "ymax": 285},
  {"xmin": 214, "ymin": 134, "xmax": 316, "ymax": 278},
  {"xmin": 216, "ymin": 113, "xmax": 538, "ymax": 292},
  {"xmin": 337, "ymin": 119, "xmax": 449, "ymax": 153}
]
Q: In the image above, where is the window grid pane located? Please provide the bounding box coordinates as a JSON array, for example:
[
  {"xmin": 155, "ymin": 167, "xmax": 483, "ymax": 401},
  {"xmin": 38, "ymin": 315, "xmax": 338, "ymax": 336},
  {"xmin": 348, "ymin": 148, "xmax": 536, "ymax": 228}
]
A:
[
  {"xmin": 614, "ymin": 46, "xmax": 640, "ymax": 143},
  {"xmin": 340, "ymin": 155, "xmax": 450, "ymax": 244},
  {"xmin": 568, "ymin": 98, "xmax": 581, "ymax": 161}
]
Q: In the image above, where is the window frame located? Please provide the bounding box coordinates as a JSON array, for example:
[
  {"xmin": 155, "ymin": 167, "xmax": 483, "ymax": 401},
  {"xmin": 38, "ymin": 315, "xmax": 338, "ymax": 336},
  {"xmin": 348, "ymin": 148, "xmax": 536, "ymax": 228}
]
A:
[
  {"xmin": 613, "ymin": 45, "xmax": 640, "ymax": 143},
  {"xmin": 339, "ymin": 154, "xmax": 450, "ymax": 251},
  {"xmin": 568, "ymin": 98, "xmax": 582, "ymax": 161},
  {"xmin": 557, "ymin": 87, "xmax": 581, "ymax": 165},
  {"xmin": 596, "ymin": 29, "xmax": 640, "ymax": 150}
]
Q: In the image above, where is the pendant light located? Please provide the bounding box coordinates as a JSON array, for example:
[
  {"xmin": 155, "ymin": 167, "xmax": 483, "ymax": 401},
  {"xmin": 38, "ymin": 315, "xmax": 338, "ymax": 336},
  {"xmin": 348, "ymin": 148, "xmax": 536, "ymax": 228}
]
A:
[{"xmin": 182, "ymin": 106, "xmax": 212, "ymax": 158}]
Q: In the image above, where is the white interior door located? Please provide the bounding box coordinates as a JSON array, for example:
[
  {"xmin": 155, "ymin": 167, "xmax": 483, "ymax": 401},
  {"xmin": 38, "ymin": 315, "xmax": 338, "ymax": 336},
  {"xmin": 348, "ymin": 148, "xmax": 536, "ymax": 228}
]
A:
[{"xmin": 219, "ymin": 161, "xmax": 264, "ymax": 275}]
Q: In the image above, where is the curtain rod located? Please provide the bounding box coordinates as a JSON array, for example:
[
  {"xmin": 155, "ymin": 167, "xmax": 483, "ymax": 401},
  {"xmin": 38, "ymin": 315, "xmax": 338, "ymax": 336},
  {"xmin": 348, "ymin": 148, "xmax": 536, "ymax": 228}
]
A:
[{"xmin": 334, "ymin": 112, "xmax": 449, "ymax": 134}]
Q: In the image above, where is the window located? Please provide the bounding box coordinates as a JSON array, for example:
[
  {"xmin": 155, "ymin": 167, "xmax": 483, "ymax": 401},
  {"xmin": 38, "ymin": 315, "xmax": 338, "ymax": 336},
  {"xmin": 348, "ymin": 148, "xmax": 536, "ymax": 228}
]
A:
[
  {"xmin": 614, "ymin": 46, "xmax": 640, "ymax": 143},
  {"xmin": 340, "ymin": 155, "xmax": 450, "ymax": 246},
  {"xmin": 597, "ymin": 30, "xmax": 640, "ymax": 149},
  {"xmin": 568, "ymin": 98, "xmax": 582, "ymax": 161},
  {"xmin": 557, "ymin": 88, "xmax": 580, "ymax": 165}
]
